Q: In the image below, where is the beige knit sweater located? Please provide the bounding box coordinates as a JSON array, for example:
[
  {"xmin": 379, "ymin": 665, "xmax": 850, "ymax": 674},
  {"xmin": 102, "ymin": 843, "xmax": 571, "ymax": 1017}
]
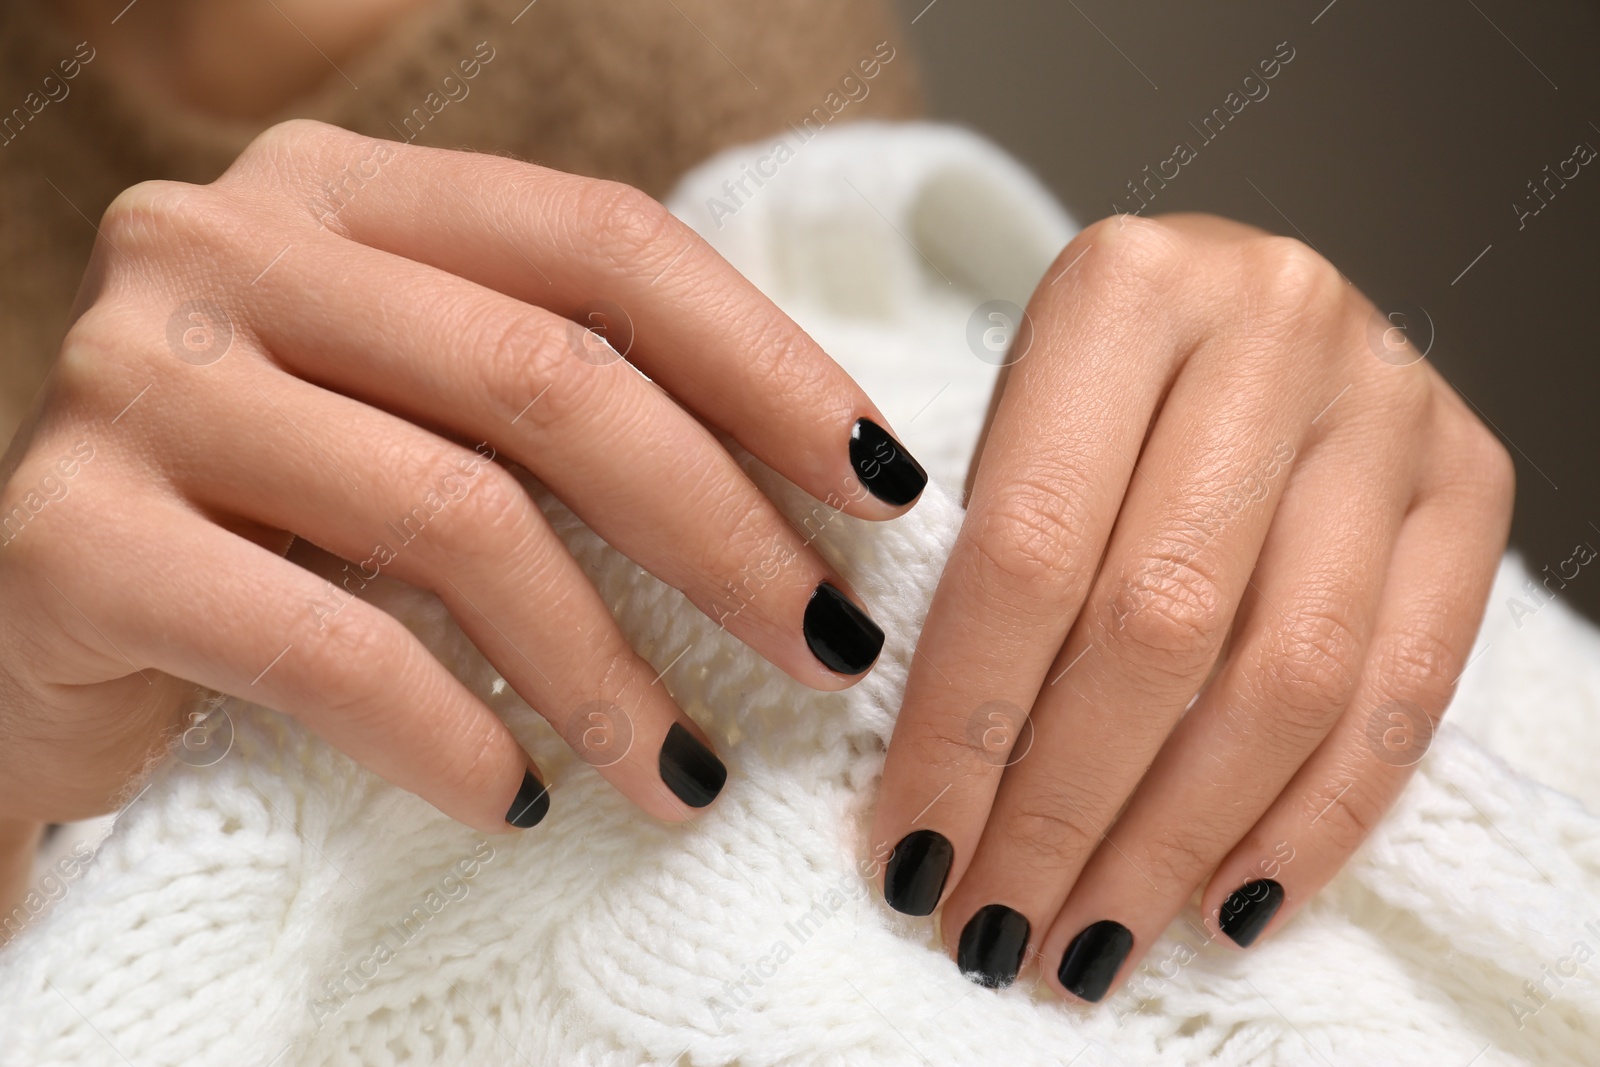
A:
[{"xmin": 0, "ymin": 0, "xmax": 920, "ymax": 446}]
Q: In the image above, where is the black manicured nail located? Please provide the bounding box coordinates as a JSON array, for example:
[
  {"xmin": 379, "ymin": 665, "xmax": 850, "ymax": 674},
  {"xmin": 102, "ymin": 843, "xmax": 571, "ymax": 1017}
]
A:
[
  {"xmin": 1057, "ymin": 920, "xmax": 1133, "ymax": 1003},
  {"xmin": 958, "ymin": 904, "xmax": 1031, "ymax": 988},
  {"xmin": 883, "ymin": 829, "xmax": 953, "ymax": 916},
  {"xmin": 850, "ymin": 418, "xmax": 928, "ymax": 507},
  {"xmin": 1219, "ymin": 878, "xmax": 1284, "ymax": 948},
  {"xmin": 505, "ymin": 770, "xmax": 550, "ymax": 828},
  {"xmin": 803, "ymin": 582, "xmax": 884, "ymax": 676},
  {"xmin": 658, "ymin": 722, "xmax": 727, "ymax": 808}
]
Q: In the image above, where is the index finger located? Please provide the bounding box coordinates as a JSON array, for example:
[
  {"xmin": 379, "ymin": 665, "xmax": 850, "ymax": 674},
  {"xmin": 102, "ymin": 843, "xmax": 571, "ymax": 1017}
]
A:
[
  {"xmin": 221, "ymin": 121, "xmax": 928, "ymax": 518},
  {"xmin": 869, "ymin": 220, "xmax": 1196, "ymax": 914}
]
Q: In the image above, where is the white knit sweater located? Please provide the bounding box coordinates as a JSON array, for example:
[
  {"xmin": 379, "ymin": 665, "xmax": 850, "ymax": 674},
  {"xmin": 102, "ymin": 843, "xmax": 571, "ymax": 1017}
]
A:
[{"xmin": 1, "ymin": 123, "xmax": 1596, "ymax": 1067}]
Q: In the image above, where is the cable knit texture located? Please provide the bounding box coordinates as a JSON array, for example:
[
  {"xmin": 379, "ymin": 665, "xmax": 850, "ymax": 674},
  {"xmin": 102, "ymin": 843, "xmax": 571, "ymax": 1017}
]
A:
[{"xmin": 1, "ymin": 124, "xmax": 1597, "ymax": 1067}]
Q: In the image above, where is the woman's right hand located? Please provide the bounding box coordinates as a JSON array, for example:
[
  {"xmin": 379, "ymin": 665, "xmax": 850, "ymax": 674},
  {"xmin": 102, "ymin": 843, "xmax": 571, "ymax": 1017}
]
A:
[{"xmin": 0, "ymin": 119, "xmax": 926, "ymax": 842}]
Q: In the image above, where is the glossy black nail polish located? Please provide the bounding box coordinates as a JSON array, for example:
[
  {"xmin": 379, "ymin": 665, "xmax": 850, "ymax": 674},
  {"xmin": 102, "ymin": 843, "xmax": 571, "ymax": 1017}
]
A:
[
  {"xmin": 1057, "ymin": 920, "xmax": 1133, "ymax": 1003},
  {"xmin": 958, "ymin": 904, "xmax": 1031, "ymax": 988},
  {"xmin": 659, "ymin": 722, "xmax": 727, "ymax": 808},
  {"xmin": 850, "ymin": 418, "xmax": 928, "ymax": 506},
  {"xmin": 505, "ymin": 770, "xmax": 550, "ymax": 828},
  {"xmin": 803, "ymin": 582, "xmax": 884, "ymax": 676},
  {"xmin": 1219, "ymin": 878, "xmax": 1284, "ymax": 947},
  {"xmin": 883, "ymin": 829, "xmax": 953, "ymax": 916}
]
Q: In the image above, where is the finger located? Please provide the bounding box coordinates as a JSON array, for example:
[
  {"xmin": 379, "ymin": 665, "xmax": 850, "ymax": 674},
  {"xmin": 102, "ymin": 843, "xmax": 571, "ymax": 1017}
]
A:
[
  {"xmin": 1198, "ymin": 391, "xmax": 1513, "ymax": 949},
  {"xmin": 869, "ymin": 220, "xmax": 1205, "ymax": 917},
  {"xmin": 921, "ymin": 234, "xmax": 1346, "ymax": 975},
  {"xmin": 221, "ymin": 122, "xmax": 927, "ymax": 517},
  {"xmin": 74, "ymin": 501, "xmax": 547, "ymax": 835},
  {"xmin": 0, "ymin": 819, "xmax": 43, "ymax": 936},
  {"xmin": 165, "ymin": 361, "xmax": 729, "ymax": 821},
  {"xmin": 1028, "ymin": 424, "xmax": 1410, "ymax": 1002},
  {"xmin": 240, "ymin": 235, "xmax": 883, "ymax": 687}
]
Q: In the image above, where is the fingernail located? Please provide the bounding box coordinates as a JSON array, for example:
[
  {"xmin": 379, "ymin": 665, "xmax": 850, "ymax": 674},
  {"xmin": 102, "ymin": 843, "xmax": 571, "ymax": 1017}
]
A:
[
  {"xmin": 957, "ymin": 904, "xmax": 1030, "ymax": 988},
  {"xmin": 1057, "ymin": 920, "xmax": 1133, "ymax": 1003},
  {"xmin": 1219, "ymin": 878, "xmax": 1284, "ymax": 947},
  {"xmin": 803, "ymin": 582, "xmax": 884, "ymax": 676},
  {"xmin": 659, "ymin": 722, "xmax": 727, "ymax": 808},
  {"xmin": 505, "ymin": 770, "xmax": 550, "ymax": 828},
  {"xmin": 883, "ymin": 829, "xmax": 953, "ymax": 916},
  {"xmin": 851, "ymin": 418, "xmax": 927, "ymax": 506}
]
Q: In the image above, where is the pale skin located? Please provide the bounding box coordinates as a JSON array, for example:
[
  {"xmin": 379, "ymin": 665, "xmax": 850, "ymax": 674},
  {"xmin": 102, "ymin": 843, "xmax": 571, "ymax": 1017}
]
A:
[
  {"xmin": 2, "ymin": 1, "xmax": 1513, "ymax": 1006},
  {"xmin": 876, "ymin": 212, "xmax": 1513, "ymax": 999}
]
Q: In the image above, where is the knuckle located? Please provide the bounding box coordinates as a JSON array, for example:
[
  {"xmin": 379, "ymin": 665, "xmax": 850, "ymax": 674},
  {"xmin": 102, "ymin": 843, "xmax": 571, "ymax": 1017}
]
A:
[
  {"xmin": 373, "ymin": 437, "xmax": 527, "ymax": 564},
  {"xmin": 0, "ymin": 501, "xmax": 43, "ymax": 567},
  {"xmin": 1255, "ymin": 603, "xmax": 1364, "ymax": 734},
  {"xmin": 965, "ymin": 474, "xmax": 1091, "ymax": 600},
  {"xmin": 1245, "ymin": 235, "xmax": 1343, "ymax": 323},
  {"xmin": 1481, "ymin": 434, "xmax": 1517, "ymax": 508},
  {"xmin": 906, "ymin": 722, "xmax": 984, "ymax": 775},
  {"xmin": 99, "ymin": 179, "xmax": 222, "ymax": 252},
  {"xmin": 737, "ymin": 321, "xmax": 834, "ymax": 415},
  {"xmin": 236, "ymin": 118, "xmax": 348, "ymax": 169},
  {"xmin": 1317, "ymin": 799, "xmax": 1376, "ymax": 854},
  {"xmin": 430, "ymin": 464, "xmax": 531, "ymax": 560},
  {"xmin": 1389, "ymin": 359, "xmax": 1437, "ymax": 418},
  {"xmin": 1370, "ymin": 627, "xmax": 1458, "ymax": 717},
  {"xmin": 1003, "ymin": 791, "xmax": 1105, "ymax": 871},
  {"xmin": 1099, "ymin": 550, "xmax": 1227, "ymax": 677},
  {"xmin": 435, "ymin": 718, "xmax": 510, "ymax": 803},
  {"xmin": 1142, "ymin": 827, "xmax": 1225, "ymax": 888},
  {"xmin": 470, "ymin": 304, "xmax": 581, "ymax": 425},
  {"xmin": 57, "ymin": 307, "xmax": 115, "ymax": 367},
  {"xmin": 1304, "ymin": 776, "xmax": 1380, "ymax": 854},
  {"xmin": 0, "ymin": 474, "xmax": 75, "ymax": 564},
  {"xmin": 1080, "ymin": 214, "xmax": 1186, "ymax": 292},
  {"xmin": 54, "ymin": 313, "xmax": 173, "ymax": 419},
  {"xmin": 573, "ymin": 179, "xmax": 678, "ymax": 266},
  {"xmin": 220, "ymin": 120, "xmax": 364, "ymax": 212},
  {"xmin": 686, "ymin": 478, "xmax": 780, "ymax": 590},
  {"xmin": 576, "ymin": 641, "xmax": 639, "ymax": 704},
  {"xmin": 295, "ymin": 606, "xmax": 407, "ymax": 720},
  {"xmin": 912, "ymin": 703, "xmax": 1029, "ymax": 772},
  {"xmin": 1462, "ymin": 418, "xmax": 1516, "ymax": 508}
]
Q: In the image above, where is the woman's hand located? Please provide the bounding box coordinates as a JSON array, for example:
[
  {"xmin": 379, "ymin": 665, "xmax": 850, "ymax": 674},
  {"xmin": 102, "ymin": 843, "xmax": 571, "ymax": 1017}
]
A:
[
  {"xmin": 0, "ymin": 120, "xmax": 926, "ymax": 847},
  {"xmin": 869, "ymin": 213, "xmax": 1513, "ymax": 999}
]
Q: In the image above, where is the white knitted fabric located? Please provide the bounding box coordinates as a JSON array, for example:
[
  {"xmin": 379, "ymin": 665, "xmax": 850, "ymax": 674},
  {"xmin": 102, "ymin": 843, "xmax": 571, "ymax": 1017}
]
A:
[{"xmin": 2, "ymin": 123, "xmax": 1597, "ymax": 1067}]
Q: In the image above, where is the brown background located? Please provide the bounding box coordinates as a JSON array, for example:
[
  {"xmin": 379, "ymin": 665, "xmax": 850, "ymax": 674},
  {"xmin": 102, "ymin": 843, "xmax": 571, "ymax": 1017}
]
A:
[{"xmin": 892, "ymin": 0, "xmax": 1600, "ymax": 621}]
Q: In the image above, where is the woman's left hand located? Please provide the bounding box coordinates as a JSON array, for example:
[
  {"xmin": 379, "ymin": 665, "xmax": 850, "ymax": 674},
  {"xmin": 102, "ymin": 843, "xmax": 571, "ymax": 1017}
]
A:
[{"xmin": 868, "ymin": 212, "xmax": 1514, "ymax": 1000}]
